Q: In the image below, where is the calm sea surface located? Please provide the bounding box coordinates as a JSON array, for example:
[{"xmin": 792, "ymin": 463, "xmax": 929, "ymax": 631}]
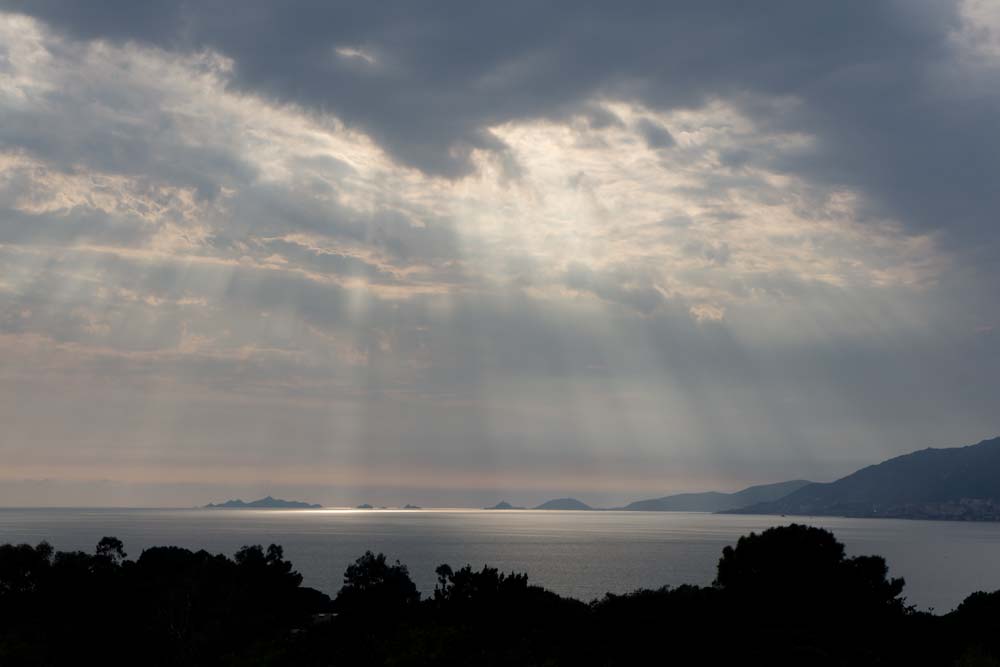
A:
[{"xmin": 2, "ymin": 508, "xmax": 999, "ymax": 612}]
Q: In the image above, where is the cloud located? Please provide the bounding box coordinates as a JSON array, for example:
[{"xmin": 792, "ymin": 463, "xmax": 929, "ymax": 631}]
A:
[
  {"xmin": 0, "ymin": 6, "xmax": 997, "ymax": 504},
  {"xmin": 7, "ymin": 0, "xmax": 998, "ymax": 248},
  {"xmin": 635, "ymin": 118, "xmax": 675, "ymax": 149}
]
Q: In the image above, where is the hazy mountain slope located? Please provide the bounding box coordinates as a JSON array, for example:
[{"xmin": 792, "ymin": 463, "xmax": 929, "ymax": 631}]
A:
[
  {"xmin": 734, "ymin": 437, "xmax": 1000, "ymax": 520},
  {"xmin": 534, "ymin": 498, "xmax": 593, "ymax": 510},
  {"xmin": 623, "ymin": 480, "xmax": 813, "ymax": 512}
]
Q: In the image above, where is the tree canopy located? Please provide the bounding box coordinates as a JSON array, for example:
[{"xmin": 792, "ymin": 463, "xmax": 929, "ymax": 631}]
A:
[{"xmin": 0, "ymin": 525, "xmax": 996, "ymax": 665}]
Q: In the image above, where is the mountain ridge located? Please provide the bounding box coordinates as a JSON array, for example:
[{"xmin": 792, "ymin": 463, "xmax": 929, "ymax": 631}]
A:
[
  {"xmin": 621, "ymin": 479, "xmax": 813, "ymax": 512},
  {"xmin": 732, "ymin": 436, "xmax": 1000, "ymax": 520}
]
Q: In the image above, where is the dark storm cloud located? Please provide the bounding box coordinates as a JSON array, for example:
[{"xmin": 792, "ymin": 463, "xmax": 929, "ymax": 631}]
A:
[
  {"xmin": 635, "ymin": 118, "xmax": 675, "ymax": 150},
  {"xmin": 6, "ymin": 0, "xmax": 997, "ymax": 247}
]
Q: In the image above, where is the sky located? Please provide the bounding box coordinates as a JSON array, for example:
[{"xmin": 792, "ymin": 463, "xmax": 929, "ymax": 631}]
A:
[{"xmin": 0, "ymin": 1, "xmax": 998, "ymax": 508}]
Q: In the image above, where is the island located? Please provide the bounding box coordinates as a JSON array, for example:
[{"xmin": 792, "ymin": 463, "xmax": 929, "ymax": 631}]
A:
[
  {"xmin": 355, "ymin": 503, "xmax": 374, "ymax": 509},
  {"xmin": 203, "ymin": 495, "xmax": 322, "ymax": 509},
  {"xmin": 533, "ymin": 498, "xmax": 592, "ymax": 511},
  {"xmin": 403, "ymin": 504, "xmax": 421, "ymax": 509},
  {"xmin": 484, "ymin": 501, "xmax": 525, "ymax": 510}
]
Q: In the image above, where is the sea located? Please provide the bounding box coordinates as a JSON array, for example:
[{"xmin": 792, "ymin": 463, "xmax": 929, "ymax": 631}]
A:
[{"xmin": 2, "ymin": 508, "xmax": 999, "ymax": 613}]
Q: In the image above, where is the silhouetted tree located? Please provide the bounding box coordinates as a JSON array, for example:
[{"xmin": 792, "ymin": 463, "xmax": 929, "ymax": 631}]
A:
[
  {"xmin": 0, "ymin": 538, "xmax": 332, "ymax": 664},
  {"xmin": 948, "ymin": 590, "xmax": 1000, "ymax": 663},
  {"xmin": 423, "ymin": 563, "xmax": 591, "ymax": 665},
  {"xmin": 96, "ymin": 536, "xmax": 126, "ymax": 564},
  {"xmin": 711, "ymin": 524, "xmax": 912, "ymax": 665},
  {"xmin": 433, "ymin": 563, "xmax": 530, "ymax": 604},
  {"xmin": 334, "ymin": 550, "xmax": 419, "ymax": 617},
  {"xmin": 0, "ymin": 542, "xmax": 52, "ymax": 596},
  {"xmin": 3, "ymin": 527, "xmax": 999, "ymax": 665},
  {"xmin": 715, "ymin": 523, "xmax": 906, "ymax": 613}
]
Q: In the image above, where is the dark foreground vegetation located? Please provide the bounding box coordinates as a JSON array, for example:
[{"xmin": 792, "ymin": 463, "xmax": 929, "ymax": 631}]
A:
[{"xmin": 2, "ymin": 525, "xmax": 999, "ymax": 666}]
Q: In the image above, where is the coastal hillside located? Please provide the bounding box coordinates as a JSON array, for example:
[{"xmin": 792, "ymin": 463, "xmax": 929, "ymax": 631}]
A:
[
  {"xmin": 733, "ymin": 437, "xmax": 1000, "ymax": 520},
  {"xmin": 623, "ymin": 479, "xmax": 812, "ymax": 512}
]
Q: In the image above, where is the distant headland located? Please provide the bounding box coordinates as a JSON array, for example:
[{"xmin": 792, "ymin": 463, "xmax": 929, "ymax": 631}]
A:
[
  {"xmin": 729, "ymin": 436, "xmax": 1000, "ymax": 521},
  {"xmin": 203, "ymin": 496, "xmax": 322, "ymax": 509}
]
